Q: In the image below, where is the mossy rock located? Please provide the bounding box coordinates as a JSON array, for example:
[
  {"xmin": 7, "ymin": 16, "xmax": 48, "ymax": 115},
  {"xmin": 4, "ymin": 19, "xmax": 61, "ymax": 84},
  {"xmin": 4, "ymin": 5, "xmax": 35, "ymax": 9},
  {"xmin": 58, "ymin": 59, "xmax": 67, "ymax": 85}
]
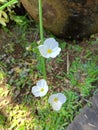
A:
[{"xmin": 21, "ymin": 0, "xmax": 98, "ymax": 39}]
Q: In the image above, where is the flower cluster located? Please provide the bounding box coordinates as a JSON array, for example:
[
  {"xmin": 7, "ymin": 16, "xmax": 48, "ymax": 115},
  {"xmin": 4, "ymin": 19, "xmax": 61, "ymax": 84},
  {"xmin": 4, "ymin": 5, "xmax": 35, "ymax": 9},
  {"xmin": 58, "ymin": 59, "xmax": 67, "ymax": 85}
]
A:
[
  {"xmin": 31, "ymin": 38, "xmax": 67, "ymax": 111},
  {"xmin": 32, "ymin": 79, "xmax": 66, "ymax": 111}
]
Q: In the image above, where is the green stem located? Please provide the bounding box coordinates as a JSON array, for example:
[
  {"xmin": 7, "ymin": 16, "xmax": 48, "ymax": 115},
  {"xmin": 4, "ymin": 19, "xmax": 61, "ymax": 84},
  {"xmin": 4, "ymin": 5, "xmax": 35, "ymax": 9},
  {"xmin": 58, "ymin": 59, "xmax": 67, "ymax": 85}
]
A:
[
  {"xmin": 39, "ymin": 0, "xmax": 44, "ymax": 42},
  {"xmin": 0, "ymin": 0, "xmax": 18, "ymax": 10},
  {"xmin": 39, "ymin": 0, "xmax": 46, "ymax": 79}
]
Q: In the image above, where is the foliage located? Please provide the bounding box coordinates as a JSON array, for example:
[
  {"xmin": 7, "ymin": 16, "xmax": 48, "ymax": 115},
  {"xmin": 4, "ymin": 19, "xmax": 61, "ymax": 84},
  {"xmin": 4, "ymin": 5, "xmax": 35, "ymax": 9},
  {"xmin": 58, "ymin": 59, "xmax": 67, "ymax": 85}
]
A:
[
  {"xmin": 0, "ymin": 0, "xmax": 26, "ymax": 26},
  {"xmin": 0, "ymin": 31, "xmax": 98, "ymax": 129},
  {"xmin": 68, "ymin": 56, "xmax": 98, "ymax": 97},
  {"xmin": 0, "ymin": 1, "xmax": 98, "ymax": 129}
]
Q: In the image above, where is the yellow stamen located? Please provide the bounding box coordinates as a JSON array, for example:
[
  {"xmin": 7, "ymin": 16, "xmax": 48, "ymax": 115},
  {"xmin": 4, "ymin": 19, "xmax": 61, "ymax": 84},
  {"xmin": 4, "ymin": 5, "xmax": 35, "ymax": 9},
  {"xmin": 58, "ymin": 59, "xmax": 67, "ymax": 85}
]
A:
[
  {"xmin": 54, "ymin": 97, "xmax": 58, "ymax": 102},
  {"xmin": 40, "ymin": 88, "xmax": 44, "ymax": 92},
  {"xmin": 47, "ymin": 49, "xmax": 52, "ymax": 54}
]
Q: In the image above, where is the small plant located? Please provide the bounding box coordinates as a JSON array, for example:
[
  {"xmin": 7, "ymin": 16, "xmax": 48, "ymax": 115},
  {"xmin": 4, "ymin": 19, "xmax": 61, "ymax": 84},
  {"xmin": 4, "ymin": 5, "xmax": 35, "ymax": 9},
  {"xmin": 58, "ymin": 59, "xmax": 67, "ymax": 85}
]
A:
[
  {"xmin": 0, "ymin": 0, "xmax": 26, "ymax": 26},
  {"xmin": 0, "ymin": 0, "xmax": 98, "ymax": 129},
  {"xmin": 27, "ymin": 0, "xmax": 67, "ymax": 112}
]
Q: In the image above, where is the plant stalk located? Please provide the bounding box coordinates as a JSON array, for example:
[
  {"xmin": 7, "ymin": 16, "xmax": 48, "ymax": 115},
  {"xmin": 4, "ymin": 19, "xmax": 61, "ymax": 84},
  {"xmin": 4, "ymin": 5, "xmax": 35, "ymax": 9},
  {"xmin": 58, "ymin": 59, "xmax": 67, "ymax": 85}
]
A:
[
  {"xmin": 0, "ymin": 0, "xmax": 18, "ymax": 10},
  {"xmin": 39, "ymin": 0, "xmax": 46, "ymax": 79}
]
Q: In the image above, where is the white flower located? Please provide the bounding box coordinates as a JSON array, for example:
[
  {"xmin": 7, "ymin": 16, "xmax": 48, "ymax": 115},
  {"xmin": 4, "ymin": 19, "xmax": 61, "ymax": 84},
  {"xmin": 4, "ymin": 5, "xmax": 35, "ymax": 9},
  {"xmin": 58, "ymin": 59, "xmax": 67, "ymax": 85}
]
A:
[
  {"xmin": 38, "ymin": 38, "xmax": 61, "ymax": 58},
  {"xmin": 31, "ymin": 79, "xmax": 48, "ymax": 97},
  {"xmin": 48, "ymin": 93, "xmax": 66, "ymax": 111}
]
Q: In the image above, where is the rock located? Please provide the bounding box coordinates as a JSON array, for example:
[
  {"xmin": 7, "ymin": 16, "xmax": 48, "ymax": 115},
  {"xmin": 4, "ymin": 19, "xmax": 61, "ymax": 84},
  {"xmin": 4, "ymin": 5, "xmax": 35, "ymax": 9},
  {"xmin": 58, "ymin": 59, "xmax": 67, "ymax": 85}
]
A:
[
  {"xmin": 66, "ymin": 93, "xmax": 98, "ymax": 130},
  {"xmin": 67, "ymin": 107, "xmax": 98, "ymax": 130},
  {"xmin": 20, "ymin": 0, "xmax": 98, "ymax": 39}
]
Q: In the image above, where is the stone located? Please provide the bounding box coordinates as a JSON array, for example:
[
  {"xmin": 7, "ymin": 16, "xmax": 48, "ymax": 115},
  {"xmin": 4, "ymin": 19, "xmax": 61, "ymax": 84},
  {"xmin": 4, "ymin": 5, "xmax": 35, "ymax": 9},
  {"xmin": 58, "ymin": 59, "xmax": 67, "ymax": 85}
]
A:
[
  {"xmin": 91, "ymin": 93, "xmax": 98, "ymax": 114},
  {"xmin": 66, "ymin": 93, "xmax": 98, "ymax": 130},
  {"xmin": 21, "ymin": 0, "xmax": 98, "ymax": 39}
]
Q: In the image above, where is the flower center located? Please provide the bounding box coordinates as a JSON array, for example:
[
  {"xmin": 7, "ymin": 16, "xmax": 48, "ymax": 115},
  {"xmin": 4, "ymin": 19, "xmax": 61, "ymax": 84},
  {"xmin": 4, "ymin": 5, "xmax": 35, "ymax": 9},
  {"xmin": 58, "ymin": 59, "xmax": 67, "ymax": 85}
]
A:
[
  {"xmin": 40, "ymin": 88, "xmax": 44, "ymax": 92},
  {"xmin": 54, "ymin": 97, "xmax": 58, "ymax": 103},
  {"xmin": 47, "ymin": 49, "xmax": 52, "ymax": 54}
]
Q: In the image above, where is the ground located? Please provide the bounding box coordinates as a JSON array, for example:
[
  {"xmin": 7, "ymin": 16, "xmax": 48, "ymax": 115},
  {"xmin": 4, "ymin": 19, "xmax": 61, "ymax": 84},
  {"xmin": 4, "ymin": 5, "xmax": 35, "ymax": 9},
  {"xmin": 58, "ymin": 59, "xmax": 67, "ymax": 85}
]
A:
[{"xmin": 0, "ymin": 21, "xmax": 98, "ymax": 130}]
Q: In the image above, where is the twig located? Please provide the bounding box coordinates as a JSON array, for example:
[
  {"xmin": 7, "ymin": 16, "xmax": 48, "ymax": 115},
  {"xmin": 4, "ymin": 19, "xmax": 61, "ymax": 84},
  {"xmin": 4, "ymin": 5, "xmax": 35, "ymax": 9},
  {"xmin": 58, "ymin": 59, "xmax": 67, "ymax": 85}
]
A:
[{"xmin": 67, "ymin": 51, "xmax": 70, "ymax": 75}]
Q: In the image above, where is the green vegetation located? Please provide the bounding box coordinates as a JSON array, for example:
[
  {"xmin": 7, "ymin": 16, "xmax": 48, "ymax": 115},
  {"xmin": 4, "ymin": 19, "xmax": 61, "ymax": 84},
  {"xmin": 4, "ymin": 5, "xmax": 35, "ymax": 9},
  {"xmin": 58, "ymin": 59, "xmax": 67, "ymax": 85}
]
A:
[{"xmin": 0, "ymin": 0, "xmax": 98, "ymax": 130}]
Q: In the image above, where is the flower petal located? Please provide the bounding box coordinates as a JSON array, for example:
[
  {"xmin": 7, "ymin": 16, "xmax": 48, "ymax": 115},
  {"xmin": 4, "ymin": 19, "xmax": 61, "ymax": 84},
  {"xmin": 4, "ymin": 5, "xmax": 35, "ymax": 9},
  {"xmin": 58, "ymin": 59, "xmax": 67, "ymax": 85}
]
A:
[
  {"xmin": 38, "ymin": 45, "xmax": 47, "ymax": 57},
  {"xmin": 38, "ymin": 45, "xmax": 52, "ymax": 58},
  {"xmin": 37, "ymin": 79, "xmax": 47, "ymax": 87},
  {"xmin": 56, "ymin": 93, "xmax": 67, "ymax": 104},
  {"xmin": 50, "ymin": 47, "xmax": 61, "ymax": 58},
  {"xmin": 48, "ymin": 94, "xmax": 55, "ymax": 104},
  {"xmin": 51, "ymin": 101, "xmax": 62, "ymax": 111},
  {"xmin": 44, "ymin": 38, "xmax": 58, "ymax": 49},
  {"xmin": 31, "ymin": 86, "xmax": 41, "ymax": 97}
]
